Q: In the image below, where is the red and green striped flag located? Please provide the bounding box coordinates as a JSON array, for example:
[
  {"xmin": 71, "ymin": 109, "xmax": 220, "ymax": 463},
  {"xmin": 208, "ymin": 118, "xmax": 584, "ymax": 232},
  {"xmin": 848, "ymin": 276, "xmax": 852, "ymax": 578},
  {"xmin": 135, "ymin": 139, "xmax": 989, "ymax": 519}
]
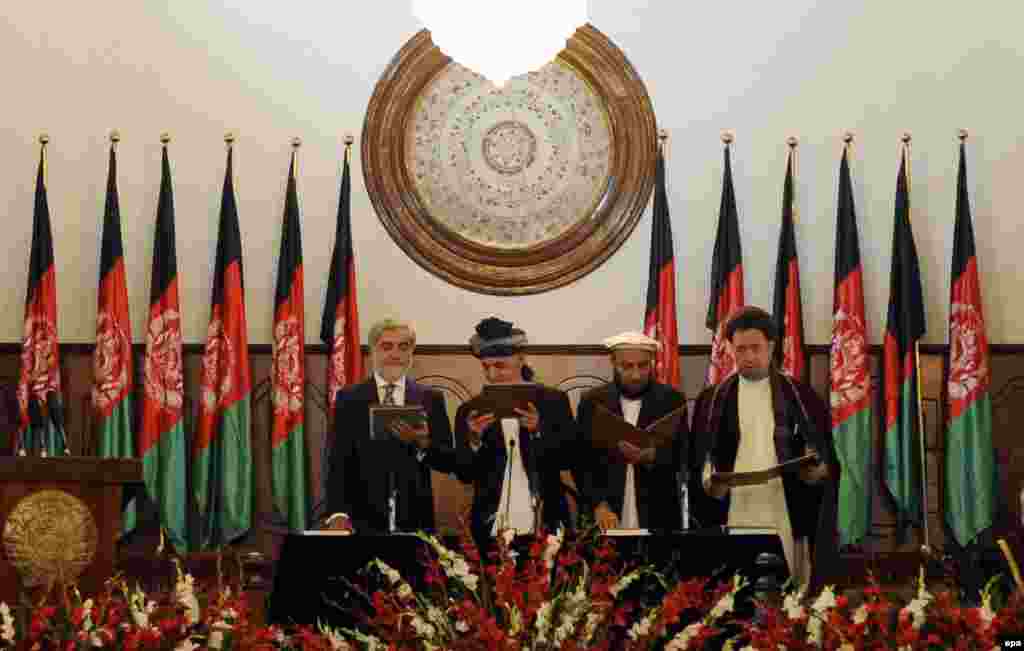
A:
[
  {"xmin": 706, "ymin": 139, "xmax": 744, "ymax": 385},
  {"xmin": 140, "ymin": 139, "xmax": 187, "ymax": 552},
  {"xmin": 883, "ymin": 143, "xmax": 926, "ymax": 533},
  {"xmin": 945, "ymin": 138, "xmax": 995, "ymax": 547},
  {"xmin": 93, "ymin": 138, "xmax": 136, "ymax": 534},
  {"xmin": 321, "ymin": 142, "xmax": 362, "ymax": 415},
  {"xmin": 270, "ymin": 147, "xmax": 308, "ymax": 532},
  {"xmin": 194, "ymin": 141, "xmax": 253, "ymax": 549},
  {"xmin": 643, "ymin": 145, "xmax": 680, "ymax": 387},
  {"xmin": 772, "ymin": 143, "xmax": 807, "ymax": 380},
  {"xmin": 16, "ymin": 138, "xmax": 65, "ymax": 457},
  {"xmin": 831, "ymin": 142, "xmax": 874, "ymax": 547}
]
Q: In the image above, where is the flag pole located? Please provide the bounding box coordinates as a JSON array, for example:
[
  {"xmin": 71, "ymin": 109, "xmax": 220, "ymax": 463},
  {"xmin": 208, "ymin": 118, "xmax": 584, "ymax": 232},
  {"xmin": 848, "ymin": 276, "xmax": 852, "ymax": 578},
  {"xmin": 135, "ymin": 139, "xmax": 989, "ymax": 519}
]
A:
[
  {"xmin": 786, "ymin": 135, "xmax": 798, "ymax": 225},
  {"xmin": 903, "ymin": 131, "xmax": 931, "ymax": 554},
  {"xmin": 344, "ymin": 133, "xmax": 354, "ymax": 163}
]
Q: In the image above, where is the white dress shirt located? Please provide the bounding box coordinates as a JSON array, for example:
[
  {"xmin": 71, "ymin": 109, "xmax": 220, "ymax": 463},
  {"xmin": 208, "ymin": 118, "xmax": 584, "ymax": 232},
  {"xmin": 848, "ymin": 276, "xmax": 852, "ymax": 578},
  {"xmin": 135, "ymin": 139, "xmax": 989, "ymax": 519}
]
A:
[
  {"xmin": 619, "ymin": 397, "xmax": 643, "ymax": 529},
  {"xmin": 374, "ymin": 373, "xmax": 406, "ymax": 405},
  {"xmin": 491, "ymin": 418, "xmax": 536, "ymax": 536}
]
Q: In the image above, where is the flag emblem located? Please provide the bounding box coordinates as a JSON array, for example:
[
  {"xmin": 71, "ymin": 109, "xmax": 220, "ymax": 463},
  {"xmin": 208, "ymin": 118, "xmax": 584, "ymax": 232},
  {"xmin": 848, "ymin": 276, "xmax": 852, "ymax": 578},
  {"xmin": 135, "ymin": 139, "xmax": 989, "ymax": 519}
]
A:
[
  {"xmin": 830, "ymin": 308, "xmax": 869, "ymax": 410},
  {"xmin": 329, "ymin": 316, "xmax": 349, "ymax": 390},
  {"xmin": 948, "ymin": 301, "xmax": 988, "ymax": 401},
  {"xmin": 17, "ymin": 315, "xmax": 59, "ymax": 413},
  {"xmin": 200, "ymin": 317, "xmax": 234, "ymax": 411},
  {"xmin": 781, "ymin": 316, "xmax": 798, "ymax": 375},
  {"xmin": 708, "ymin": 323, "xmax": 737, "ymax": 386},
  {"xmin": 271, "ymin": 316, "xmax": 304, "ymax": 415},
  {"xmin": 92, "ymin": 309, "xmax": 130, "ymax": 409},
  {"xmin": 144, "ymin": 309, "xmax": 184, "ymax": 411}
]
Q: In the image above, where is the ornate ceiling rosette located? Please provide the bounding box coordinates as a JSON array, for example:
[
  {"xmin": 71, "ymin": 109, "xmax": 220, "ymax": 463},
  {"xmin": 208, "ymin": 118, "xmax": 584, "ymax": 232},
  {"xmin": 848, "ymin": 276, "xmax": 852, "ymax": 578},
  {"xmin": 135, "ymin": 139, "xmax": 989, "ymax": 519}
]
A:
[{"xmin": 362, "ymin": 24, "xmax": 658, "ymax": 295}]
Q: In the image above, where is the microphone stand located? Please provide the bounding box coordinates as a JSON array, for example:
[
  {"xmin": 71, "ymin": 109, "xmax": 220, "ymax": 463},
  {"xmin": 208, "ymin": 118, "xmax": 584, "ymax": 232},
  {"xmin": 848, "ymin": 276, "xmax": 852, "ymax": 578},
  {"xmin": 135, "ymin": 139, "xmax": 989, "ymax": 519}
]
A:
[{"xmin": 387, "ymin": 469, "xmax": 397, "ymax": 534}]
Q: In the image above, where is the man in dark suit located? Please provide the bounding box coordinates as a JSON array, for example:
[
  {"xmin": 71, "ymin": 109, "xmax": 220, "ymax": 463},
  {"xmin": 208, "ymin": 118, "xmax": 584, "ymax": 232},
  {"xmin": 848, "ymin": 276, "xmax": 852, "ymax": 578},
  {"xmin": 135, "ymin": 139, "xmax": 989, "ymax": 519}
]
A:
[
  {"xmin": 324, "ymin": 318, "xmax": 456, "ymax": 533},
  {"xmin": 576, "ymin": 332, "xmax": 689, "ymax": 532},
  {"xmin": 451, "ymin": 317, "xmax": 577, "ymax": 545}
]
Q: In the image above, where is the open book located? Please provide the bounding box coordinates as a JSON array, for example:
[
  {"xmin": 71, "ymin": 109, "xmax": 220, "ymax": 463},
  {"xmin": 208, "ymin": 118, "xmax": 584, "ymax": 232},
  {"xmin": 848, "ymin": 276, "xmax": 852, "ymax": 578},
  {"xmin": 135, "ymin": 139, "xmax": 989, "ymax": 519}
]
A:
[
  {"xmin": 369, "ymin": 405, "xmax": 428, "ymax": 442},
  {"xmin": 709, "ymin": 453, "xmax": 819, "ymax": 487},
  {"xmin": 589, "ymin": 403, "xmax": 685, "ymax": 450}
]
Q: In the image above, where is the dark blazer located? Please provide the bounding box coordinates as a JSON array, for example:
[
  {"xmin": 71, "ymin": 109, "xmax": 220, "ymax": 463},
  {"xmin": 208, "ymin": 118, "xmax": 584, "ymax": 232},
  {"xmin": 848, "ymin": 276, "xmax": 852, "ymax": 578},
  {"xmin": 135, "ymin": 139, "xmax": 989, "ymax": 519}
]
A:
[
  {"xmin": 325, "ymin": 377, "xmax": 456, "ymax": 533},
  {"xmin": 576, "ymin": 381, "xmax": 689, "ymax": 531},
  {"xmin": 451, "ymin": 385, "xmax": 577, "ymax": 544},
  {"xmin": 688, "ymin": 371, "xmax": 839, "ymax": 590}
]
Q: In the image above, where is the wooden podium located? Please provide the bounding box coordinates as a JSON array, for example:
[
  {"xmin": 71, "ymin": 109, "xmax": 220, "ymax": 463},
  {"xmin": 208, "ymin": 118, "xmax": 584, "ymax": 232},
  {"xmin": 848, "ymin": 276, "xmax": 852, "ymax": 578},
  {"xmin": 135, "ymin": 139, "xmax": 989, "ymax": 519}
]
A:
[{"xmin": 0, "ymin": 457, "xmax": 143, "ymax": 603}]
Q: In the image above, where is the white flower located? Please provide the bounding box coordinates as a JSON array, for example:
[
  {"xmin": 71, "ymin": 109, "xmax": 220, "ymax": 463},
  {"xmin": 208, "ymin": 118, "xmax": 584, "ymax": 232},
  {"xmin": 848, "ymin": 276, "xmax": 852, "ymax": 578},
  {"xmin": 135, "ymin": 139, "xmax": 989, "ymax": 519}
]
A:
[
  {"xmin": 410, "ymin": 615, "xmax": 436, "ymax": 639},
  {"xmin": 807, "ymin": 585, "xmax": 838, "ymax": 645},
  {"xmin": 782, "ymin": 589, "xmax": 806, "ymax": 620},
  {"xmin": 0, "ymin": 601, "xmax": 14, "ymax": 643},
  {"xmin": 175, "ymin": 640, "xmax": 200, "ymax": 651},
  {"xmin": 666, "ymin": 622, "xmax": 704, "ymax": 650},
  {"xmin": 627, "ymin": 608, "xmax": 657, "ymax": 640},
  {"xmin": 397, "ymin": 583, "xmax": 413, "ymax": 600},
  {"xmin": 209, "ymin": 630, "xmax": 224, "ymax": 650},
  {"xmin": 853, "ymin": 603, "xmax": 869, "ymax": 624},
  {"xmin": 175, "ymin": 572, "xmax": 200, "ymax": 625},
  {"xmin": 455, "ymin": 620, "xmax": 470, "ymax": 633}
]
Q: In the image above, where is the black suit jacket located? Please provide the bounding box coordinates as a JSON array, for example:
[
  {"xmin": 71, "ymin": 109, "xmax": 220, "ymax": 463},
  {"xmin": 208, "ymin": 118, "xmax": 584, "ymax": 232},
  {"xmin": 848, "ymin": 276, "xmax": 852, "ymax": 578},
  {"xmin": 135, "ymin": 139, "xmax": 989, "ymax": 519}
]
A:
[
  {"xmin": 576, "ymin": 382, "xmax": 689, "ymax": 531},
  {"xmin": 450, "ymin": 385, "xmax": 576, "ymax": 544},
  {"xmin": 325, "ymin": 378, "xmax": 456, "ymax": 533}
]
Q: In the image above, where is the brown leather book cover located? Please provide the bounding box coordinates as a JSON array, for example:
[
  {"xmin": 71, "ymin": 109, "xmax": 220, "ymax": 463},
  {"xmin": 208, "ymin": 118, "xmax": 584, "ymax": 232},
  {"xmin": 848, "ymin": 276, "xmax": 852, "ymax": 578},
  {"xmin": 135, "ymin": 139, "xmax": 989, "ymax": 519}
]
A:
[
  {"xmin": 590, "ymin": 403, "xmax": 684, "ymax": 450},
  {"xmin": 476, "ymin": 383, "xmax": 541, "ymax": 419}
]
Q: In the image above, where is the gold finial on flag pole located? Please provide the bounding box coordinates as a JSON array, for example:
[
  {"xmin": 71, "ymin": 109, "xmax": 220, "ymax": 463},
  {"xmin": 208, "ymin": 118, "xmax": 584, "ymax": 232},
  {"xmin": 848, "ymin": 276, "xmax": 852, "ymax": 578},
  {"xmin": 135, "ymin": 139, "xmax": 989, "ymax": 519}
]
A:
[
  {"xmin": 720, "ymin": 130, "xmax": 734, "ymax": 146},
  {"xmin": 901, "ymin": 132, "xmax": 912, "ymax": 145},
  {"xmin": 842, "ymin": 131, "xmax": 854, "ymax": 146},
  {"xmin": 224, "ymin": 131, "xmax": 236, "ymax": 148},
  {"xmin": 39, "ymin": 133, "xmax": 50, "ymax": 146},
  {"xmin": 291, "ymin": 136, "xmax": 302, "ymax": 149},
  {"xmin": 344, "ymin": 133, "xmax": 354, "ymax": 163},
  {"xmin": 786, "ymin": 136, "xmax": 798, "ymax": 149},
  {"xmin": 160, "ymin": 132, "xmax": 171, "ymax": 145},
  {"xmin": 657, "ymin": 128, "xmax": 668, "ymax": 151},
  {"xmin": 109, "ymin": 130, "xmax": 121, "ymax": 146},
  {"xmin": 957, "ymin": 128, "xmax": 969, "ymax": 143}
]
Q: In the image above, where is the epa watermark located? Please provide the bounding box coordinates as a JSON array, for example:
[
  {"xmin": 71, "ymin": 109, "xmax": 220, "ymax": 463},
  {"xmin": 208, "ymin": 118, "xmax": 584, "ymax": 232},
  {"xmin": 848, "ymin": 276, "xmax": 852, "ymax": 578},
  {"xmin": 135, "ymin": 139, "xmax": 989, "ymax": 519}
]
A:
[{"xmin": 1001, "ymin": 638, "xmax": 1024, "ymax": 649}]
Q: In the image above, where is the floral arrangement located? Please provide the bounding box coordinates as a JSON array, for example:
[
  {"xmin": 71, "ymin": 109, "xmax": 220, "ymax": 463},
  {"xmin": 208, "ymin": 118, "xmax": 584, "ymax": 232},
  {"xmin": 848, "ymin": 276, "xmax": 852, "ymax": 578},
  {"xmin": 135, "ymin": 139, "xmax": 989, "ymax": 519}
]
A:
[{"xmin": 1, "ymin": 530, "xmax": 1022, "ymax": 650}]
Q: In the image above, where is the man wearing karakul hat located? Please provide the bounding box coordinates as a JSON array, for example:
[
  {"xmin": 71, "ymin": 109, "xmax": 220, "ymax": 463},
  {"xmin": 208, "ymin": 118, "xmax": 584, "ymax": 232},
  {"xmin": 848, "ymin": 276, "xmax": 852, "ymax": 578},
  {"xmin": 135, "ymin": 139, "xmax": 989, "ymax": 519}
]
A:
[
  {"xmin": 451, "ymin": 317, "xmax": 577, "ymax": 545},
  {"xmin": 576, "ymin": 331, "xmax": 690, "ymax": 532}
]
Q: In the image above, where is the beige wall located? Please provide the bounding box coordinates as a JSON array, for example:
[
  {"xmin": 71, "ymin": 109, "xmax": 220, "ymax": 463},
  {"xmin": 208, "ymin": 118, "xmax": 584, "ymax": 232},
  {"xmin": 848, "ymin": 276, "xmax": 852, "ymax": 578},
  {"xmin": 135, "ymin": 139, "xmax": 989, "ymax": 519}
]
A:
[{"xmin": 1, "ymin": 1, "xmax": 1023, "ymax": 347}]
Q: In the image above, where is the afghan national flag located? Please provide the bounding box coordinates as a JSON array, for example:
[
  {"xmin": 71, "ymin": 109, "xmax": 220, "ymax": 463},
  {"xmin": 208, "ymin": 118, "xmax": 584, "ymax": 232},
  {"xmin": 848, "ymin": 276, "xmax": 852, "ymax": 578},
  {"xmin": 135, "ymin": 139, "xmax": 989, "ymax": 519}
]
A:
[
  {"xmin": 16, "ymin": 141, "xmax": 65, "ymax": 458},
  {"xmin": 643, "ymin": 146, "xmax": 680, "ymax": 387},
  {"xmin": 831, "ymin": 144, "xmax": 874, "ymax": 547},
  {"xmin": 706, "ymin": 142, "xmax": 744, "ymax": 386},
  {"xmin": 883, "ymin": 146, "xmax": 926, "ymax": 532},
  {"xmin": 772, "ymin": 147, "xmax": 807, "ymax": 380},
  {"xmin": 93, "ymin": 142, "xmax": 136, "ymax": 535},
  {"xmin": 194, "ymin": 144, "xmax": 253, "ymax": 549},
  {"xmin": 140, "ymin": 142, "xmax": 188, "ymax": 553},
  {"xmin": 321, "ymin": 145, "xmax": 362, "ymax": 414},
  {"xmin": 945, "ymin": 140, "xmax": 995, "ymax": 547},
  {"xmin": 270, "ymin": 150, "xmax": 308, "ymax": 532}
]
